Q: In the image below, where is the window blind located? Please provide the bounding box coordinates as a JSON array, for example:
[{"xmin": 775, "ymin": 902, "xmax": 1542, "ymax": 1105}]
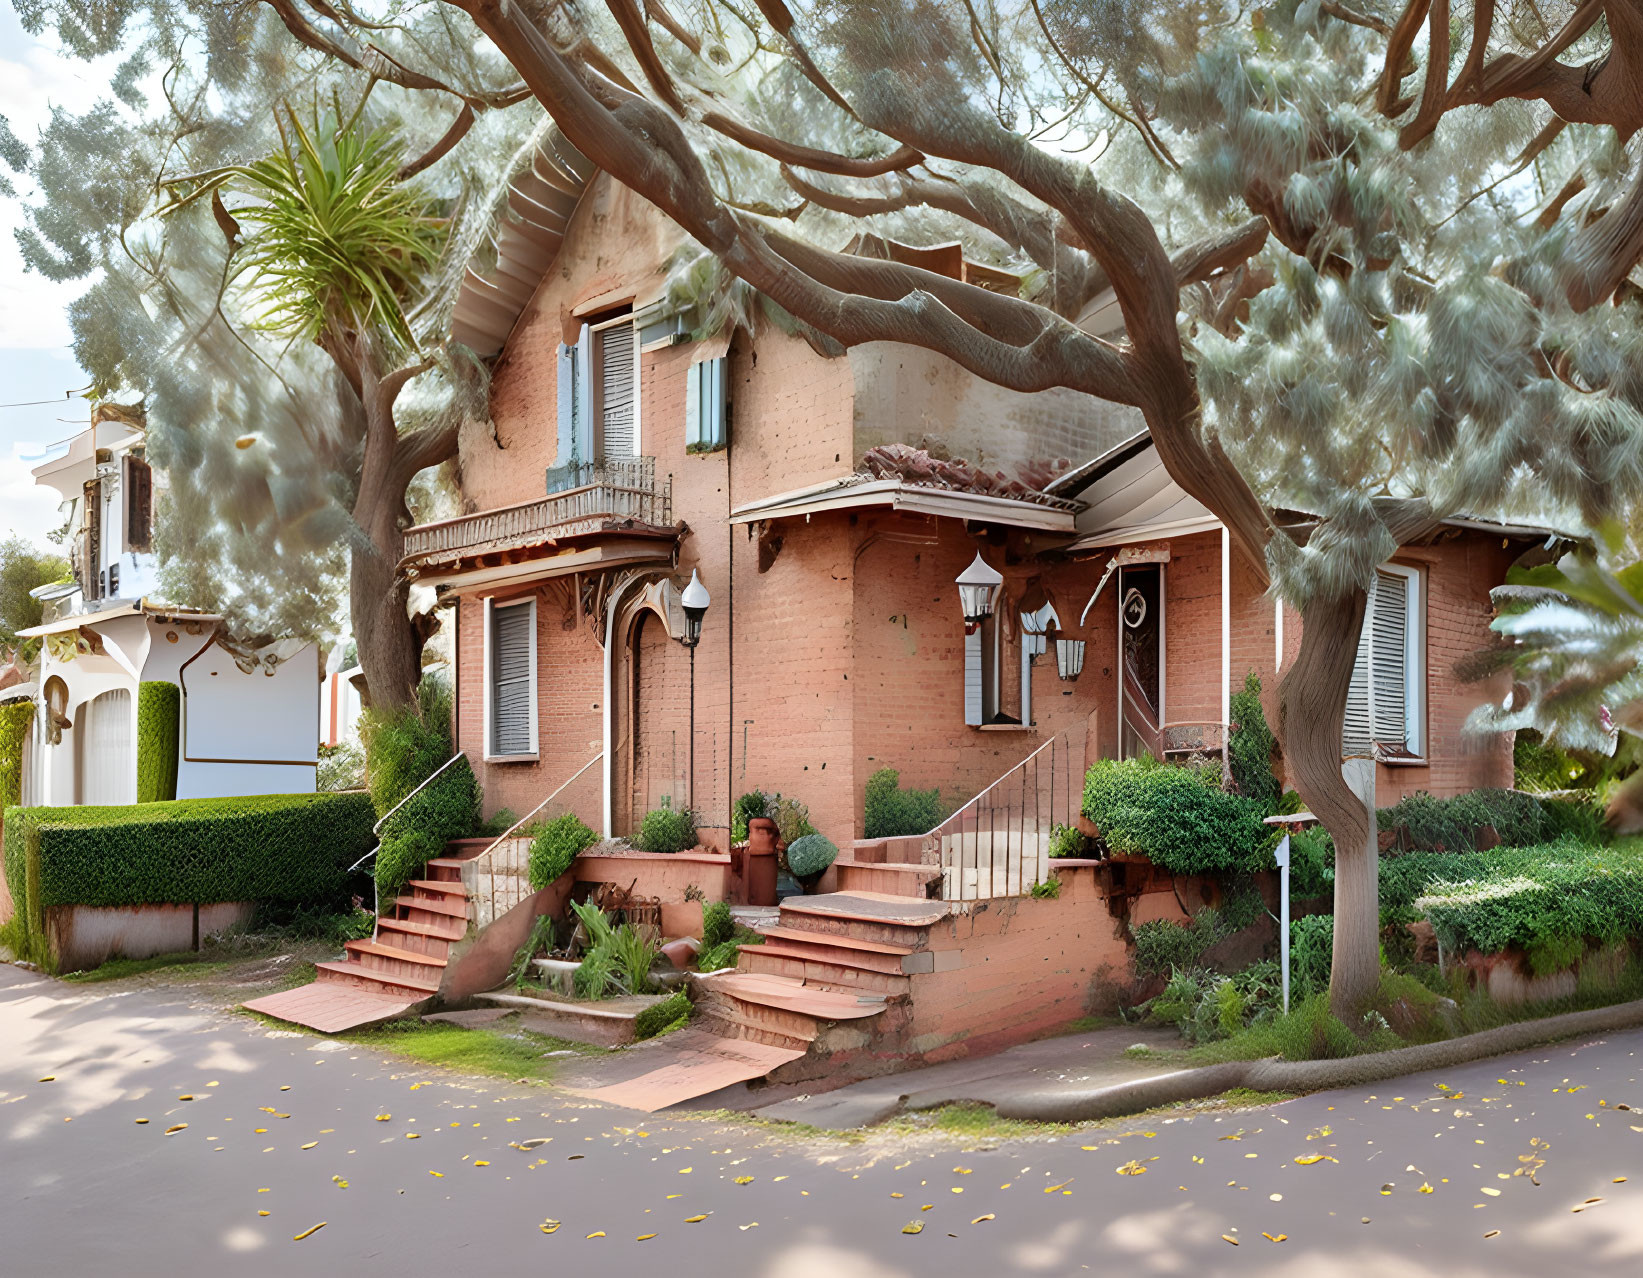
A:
[
  {"xmin": 490, "ymin": 603, "xmax": 534, "ymax": 756},
  {"xmin": 598, "ymin": 320, "xmax": 636, "ymax": 457},
  {"xmin": 1343, "ymin": 570, "xmax": 1411, "ymax": 755}
]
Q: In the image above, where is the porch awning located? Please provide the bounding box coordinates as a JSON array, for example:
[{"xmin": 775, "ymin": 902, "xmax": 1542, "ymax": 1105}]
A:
[
  {"xmin": 1059, "ymin": 434, "xmax": 1219, "ymax": 552},
  {"xmin": 405, "ymin": 534, "xmax": 678, "ymax": 594},
  {"xmin": 729, "ymin": 476, "xmax": 1079, "ymax": 533},
  {"xmin": 16, "ymin": 599, "xmax": 221, "ymax": 638}
]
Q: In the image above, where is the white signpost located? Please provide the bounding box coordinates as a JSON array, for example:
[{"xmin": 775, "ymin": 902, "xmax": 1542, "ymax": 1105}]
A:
[{"xmin": 1274, "ymin": 830, "xmax": 1291, "ymax": 1013}]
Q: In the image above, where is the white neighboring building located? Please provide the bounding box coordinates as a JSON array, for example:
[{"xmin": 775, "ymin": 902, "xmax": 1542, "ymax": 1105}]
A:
[{"xmin": 15, "ymin": 411, "xmax": 320, "ymax": 806}]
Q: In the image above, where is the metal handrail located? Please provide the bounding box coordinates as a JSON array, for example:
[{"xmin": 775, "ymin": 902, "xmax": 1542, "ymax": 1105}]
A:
[
  {"xmin": 468, "ymin": 752, "xmax": 603, "ymax": 927},
  {"xmin": 928, "ymin": 732, "xmax": 1063, "ymax": 836},
  {"xmin": 347, "ymin": 751, "xmax": 466, "ymax": 873}
]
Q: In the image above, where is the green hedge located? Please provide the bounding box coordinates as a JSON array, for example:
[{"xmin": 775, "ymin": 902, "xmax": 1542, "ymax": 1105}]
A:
[
  {"xmin": 633, "ymin": 804, "xmax": 698, "ymax": 854},
  {"xmin": 1227, "ymin": 672, "xmax": 1281, "ymax": 809},
  {"xmin": 374, "ymin": 755, "xmax": 479, "ymax": 901},
  {"xmin": 864, "ymin": 767, "xmax": 946, "ymax": 839},
  {"xmin": 1378, "ymin": 789, "xmax": 1552, "ymax": 852},
  {"xmin": 136, "ymin": 681, "xmax": 180, "ymax": 803},
  {"xmin": 0, "ymin": 700, "xmax": 30, "ymax": 810},
  {"xmin": 3, "ymin": 792, "xmax": 375, "ymax": 969},
  {"xmin": 1414, "ymin": 842, "xmax": 1643, "ymax": 970},
  {"xmin": 1082, "ymin": 756, "xmax": 1269, "ymax": 876}
]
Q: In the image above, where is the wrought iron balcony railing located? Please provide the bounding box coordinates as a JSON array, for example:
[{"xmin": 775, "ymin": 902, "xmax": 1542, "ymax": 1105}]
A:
[{"xmin": 403, "ymin": 456, "xmax": 672, "ymax": 562}]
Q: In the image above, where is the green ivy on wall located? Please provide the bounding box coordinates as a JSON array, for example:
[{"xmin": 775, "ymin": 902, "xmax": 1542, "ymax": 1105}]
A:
[
  {"xmin": 0, "ymin": 701, "xmax": 30, "ymax": 810},
  {"xmin": 136, "ymin": 681, "xmax": 180, "ymax": 803}
]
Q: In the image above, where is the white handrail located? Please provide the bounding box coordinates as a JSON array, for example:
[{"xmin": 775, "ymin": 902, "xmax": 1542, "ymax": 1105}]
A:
[
  {"xmin": 928, "ymin": 732, "xmax": 1063, "ymax": 836},
  {"xmin": 348, "ymin": 751, "xmax": 467, "ymax": 872},
  {"xmin": 476, "ymin": 752, "xmax": 603, "ymax": 860}
]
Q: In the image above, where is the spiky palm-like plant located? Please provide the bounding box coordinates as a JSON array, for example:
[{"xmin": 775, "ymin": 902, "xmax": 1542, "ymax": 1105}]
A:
[
  {"xmin": 163, "ymin": 104, "xmax": 455, "ymax": 711},
  {"xmin": 1472, "ymin": 551, "xmax": 1643, "ymax": 831}
]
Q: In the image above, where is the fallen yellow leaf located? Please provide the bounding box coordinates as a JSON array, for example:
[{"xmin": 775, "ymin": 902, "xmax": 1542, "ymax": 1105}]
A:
[
  {"xmin": 902, "ymin": 1222, "xmax": 924, "ymax": 1235},
  {"xmin": 165, "ymin": 1124, "xmax": 187, "ymax": 1135},
  {"xmin": 586, "ymin": 1232, "xmax": 605, "ymax": 1239},
  {"xmin": 735, "ymin": 1176, "xmax": 754, "ymax": 1185},
  {"xmin": 685, "ymin": 1215, "xmax": 709, "ymax": 1223},
  {"xmin": 971, "ymin": 1214, "xmax": 995, "ymax": 1224},
  {"xmin": 292, "ymin": 1223, "xmax": 326, "ymax": 1241},
  {"xmin": 637, "ymin": 1234, "xmax": 656, "ymax": 1241},
  {"xmin": 1222, "ymin": 1234, "xmax": 1239, "ymax": 1245},
  {"xmin": 540, "ymin": 1220, "xmax": 560, "ymax": 1235},
  {"xmin": 428, "ymin": 1170, "xmax": 443, "ymax": 1178},
  {"xmin": 1263, "ymin": 1233, "xmax": 1288, "ymax": 1243},
  {"xmin": 375, "ymin": 1114, "xmax": 391, "ymax": 1122},
  {"xmin": 1116, "ymin": 1161, "xmax": 1147, "ymax": 1176},
  {"xmin": 134, "ymin": 1119, "xmax": 149, "ymax": 1125},
  {"xmin": 301, "ymin": 1142, "xmax": 317, "ymax": 1151}
]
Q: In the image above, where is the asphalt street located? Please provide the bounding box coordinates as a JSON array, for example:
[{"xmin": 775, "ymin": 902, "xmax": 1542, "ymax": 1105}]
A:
[{"xmin": 3, "ymin": 962, "xmax": 1640, "ymax": 1277}]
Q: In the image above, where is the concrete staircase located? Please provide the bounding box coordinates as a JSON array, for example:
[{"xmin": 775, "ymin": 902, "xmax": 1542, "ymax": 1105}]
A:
[
  {"xmin": 244, "ymin": 853, "xmax": 475, "ymax": 1033},
  {"xmin": 561, "ymin": 890, "xmax": 950, "ymax": 1110},
  {"xmin": 832, "ymin": 836, "xmax": 943, "ymax": 898}
]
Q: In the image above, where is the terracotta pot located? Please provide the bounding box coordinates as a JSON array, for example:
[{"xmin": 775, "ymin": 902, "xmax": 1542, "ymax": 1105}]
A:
[
  {"xmin": 741, "ymin": 819, "xmax": 779, "ymax": 907},
  {"xmin": 747, "ymin": 818, "xmax": 778, "ymax": 855}
]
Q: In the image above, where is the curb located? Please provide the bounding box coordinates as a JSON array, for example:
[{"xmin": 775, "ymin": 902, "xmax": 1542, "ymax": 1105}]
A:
[{"xmin": 992, "ymin": 997, "xmax": 1643, "ymax": 1124}]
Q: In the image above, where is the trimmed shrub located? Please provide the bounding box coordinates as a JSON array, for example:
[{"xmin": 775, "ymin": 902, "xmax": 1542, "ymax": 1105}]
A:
[
  {"xmin": 1415, "ymin": 846, "xmax": 1643, "ymax": 968},
  {"xmin": 1227, "ymin": 671, "xmax": 1280, "ymax": 809},
  {"xmin": 529, "ymin": 813, "xmax": 598, "ymax": 890},
  {"xmin": 1378, "ymin": 788, "xmax": 1552, "ymax": 852},
  {"xmin": 1081, "ymin": 756, "xmax": 1269, "ymax": 875},
  {"xmin": 786, "ymin": 833, "xmax": 838, "ymax": 878},
  {"xmin": 135, "ymin": 681, "xmax": 180, "ymax": 803},
  {"xmin": 634, "ymin": 988, "xmax": 692, "ymax": 1040},
  {"xmin": 3, "ymin": 792, "xmax": 374, "ymax": 969},
  {"xmin": 1131, "ymin": 911, "xmax": 1220, "ymax": 978},
  {"xmin": 634, "ymin": 804, "xmax": 698, "ymax": 854},
  {"xmin": 863, "ymin": 767, "xmax": 946, "ymax": 839},
  {"xmin": 1290, "ymin": 913, "xmax": 1335, "ymax": 998},
  {"xmin": 701, "ymin": 899, "xmax": 733, "ymax": 948},
  {"xmin": 0, "ymin": 700, "xmax": 30, "ymax": 810},
  {"xmin": 374, "ymin": 755, "xmax": 480, "ymax": 900}
]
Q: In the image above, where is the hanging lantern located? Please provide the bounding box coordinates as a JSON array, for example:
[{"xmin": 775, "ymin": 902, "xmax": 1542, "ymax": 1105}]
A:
[
  {"xmin": 680, "ymin": 568, "xmax": 710, "ymax": 648},
  {"xmin": 955, "ymin": 552, "xmax": 1003, "ymax": 625},
  {"xmin": 1055, "ymin": 637, "xmax": 1086, "ymax": 681}
]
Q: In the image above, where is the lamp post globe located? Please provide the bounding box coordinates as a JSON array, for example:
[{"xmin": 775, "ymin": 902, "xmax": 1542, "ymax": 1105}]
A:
[{"xmin": 681, "ymin": 568, "xmax": 710, "ymax": 648}]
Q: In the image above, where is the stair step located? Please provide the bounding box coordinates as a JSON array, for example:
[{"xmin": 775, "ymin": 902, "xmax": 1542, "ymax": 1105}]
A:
[
  {"xmin": 314, "ymin": 960, "xmax": 440, "ymax": 996},
  {"xmin": 738, "ymin": 947, "xmax": 910, "ymax": 995},
  {"xmin": 375, "ymin": 915, "xmax": 467, "ymax": 943},
  {"xmin": 425, "ymin": 858, "xmax": 470, "ymax": 870},
  {"xmin": 750, "ymin": 934, "xmax": 910, "ymax": 976},
  {"xmin": 756, "ymin": 924, "xmax": 914, "ymax": 958},
  {"xmin": 778, "ymin": 891, "xmax": 948, "ymax": 946},
  {"xmin": 345, "ymin": 939, "xmax": 448, "ymax": 968},
  {"xmin": 835, "ymin": 860, "xmax": 943, "ymax": 899},
  {"xmin": 706, "ymin": 971, "xmax": 887, "ymax": 1021},
  {"xmin": 393, "ymin": 894, "xmax": 467, "ymax": 919},
  {"xmin": 408, "ymin": 879, "xmax": 467, "ymax": 896}
]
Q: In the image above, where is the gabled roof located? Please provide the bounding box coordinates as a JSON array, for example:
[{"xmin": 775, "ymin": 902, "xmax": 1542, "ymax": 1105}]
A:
[
  {"xmin": 1057, "ymin": 433, "xmax": 1583, "ymax": 552},
  {"xmin": 729, "ymin": 475, "xmax": 1079, "ymax": 533},
  {"xmin": 450, "ymin": 128, "xmax": 596, "ymax": 358}
]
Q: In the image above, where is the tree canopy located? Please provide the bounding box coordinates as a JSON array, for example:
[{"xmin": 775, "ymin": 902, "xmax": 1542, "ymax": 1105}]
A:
[{"xmin": 0, "ymin": 536, "xmax": 70, "ymax": 652}]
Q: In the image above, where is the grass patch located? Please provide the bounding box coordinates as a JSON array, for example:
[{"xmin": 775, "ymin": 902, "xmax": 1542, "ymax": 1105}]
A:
[
  {"xmin": 61, "ymin": 951, "xmax": 217, "ymax": 983},
  {"xmin": 889, "ymin": 1102, "xmax": 1067, "ymax": 1141},
  {"xmin": 341, "ymin": 1019, "xmax": 604, "ymax": 1082}
]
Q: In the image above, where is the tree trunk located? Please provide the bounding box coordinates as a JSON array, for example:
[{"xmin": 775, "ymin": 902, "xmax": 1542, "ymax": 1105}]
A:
[{"xmin": 1277, "ymin": 585, "xmax": 1379, "ymax": 1019}]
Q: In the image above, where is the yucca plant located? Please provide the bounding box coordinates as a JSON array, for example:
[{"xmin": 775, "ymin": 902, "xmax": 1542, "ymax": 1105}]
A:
[
  {"xmin": 169, "ymin": 100, "xmax": 442, "ymax": 352},
  {"xmin": 157, "ymin": 98, "xmax": 454, "ymax": 715}
]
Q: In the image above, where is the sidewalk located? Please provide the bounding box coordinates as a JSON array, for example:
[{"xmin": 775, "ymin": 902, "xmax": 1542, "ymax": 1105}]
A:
[{"xmin": 744, "ymin": 1022, "xmax": 1185, "ymax": 1129}]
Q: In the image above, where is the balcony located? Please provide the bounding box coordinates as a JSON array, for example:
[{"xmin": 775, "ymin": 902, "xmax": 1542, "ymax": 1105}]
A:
[{"xmin": 401, "ymin": 457, "xmax": 677, "ymax": 587}]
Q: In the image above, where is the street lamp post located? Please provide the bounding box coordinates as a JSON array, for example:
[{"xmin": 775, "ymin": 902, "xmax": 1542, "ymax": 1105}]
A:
[{"xmin": 680, "ymin": 569, "xmax": 710, "ymax": 813}]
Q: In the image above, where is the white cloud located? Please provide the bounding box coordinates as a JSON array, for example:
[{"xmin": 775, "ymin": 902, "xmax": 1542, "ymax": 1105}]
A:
[{"xmin": 0, "ymin": 438, "xmax": 69, "ymax": 546}]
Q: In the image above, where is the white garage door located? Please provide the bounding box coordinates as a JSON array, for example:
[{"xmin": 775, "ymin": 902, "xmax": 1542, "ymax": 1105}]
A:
[{"xmin": 77, "ymin": 688, "xmax": 135, "ymax": 806}]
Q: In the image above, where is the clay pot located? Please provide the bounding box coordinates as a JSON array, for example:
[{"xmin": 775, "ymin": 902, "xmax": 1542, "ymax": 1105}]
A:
[
  {"xmin": 747, "ymin": 818, "xmax": 778, "ymax": 855},
  {"xmin": 740, "ymin": 818, "xmax": 779, "ymax": 907}
]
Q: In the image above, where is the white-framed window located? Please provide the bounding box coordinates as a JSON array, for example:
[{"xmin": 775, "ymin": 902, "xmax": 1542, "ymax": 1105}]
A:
[
  {"xmin": 555, "ymin": 307, "xmax": 641, "ymax": 476},
  {"xmin": 591, "ymin": 310, "xmax": 639, "ymax": 459},
  {"xmin": 1343, "ymin": 563, "xmax": 1425, "ymax": 760},
  {"xmin": 484, "ymin": 597, "xmax": 537, "ymax": 760},
  {"xmin": 964, "ymin": 610, "xmax": 1032, "ymax": 730}
]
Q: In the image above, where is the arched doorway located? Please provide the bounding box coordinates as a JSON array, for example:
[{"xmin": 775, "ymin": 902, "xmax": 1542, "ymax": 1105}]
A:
[
  {"xmin": 76, "ymin": 687, "xmax": 134, "ymax": 805},
  {"xmin": 624, "ymin": 608, "xmax": 690, "ymax": 834}
]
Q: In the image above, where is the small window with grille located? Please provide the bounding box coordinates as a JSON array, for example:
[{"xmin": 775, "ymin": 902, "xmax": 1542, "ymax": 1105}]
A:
[{"xmin": 1343, "ymin": 564, "xmax": 1425, "ymax": 760}]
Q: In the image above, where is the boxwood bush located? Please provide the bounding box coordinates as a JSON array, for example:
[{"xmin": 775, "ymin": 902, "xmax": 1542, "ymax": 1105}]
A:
[
  {"xmin": 1227, "ymin": 672, "xmax": 1281, "ymax": 809},
  {"xmin": 3, "ymin": 792, "xmax": 375, "ymax": 969},
  {"xmin": 633, "ymin": 804, "xmax": 698, "ymax": 854},
  {"xmin": 1081, "ymin": 756, "xmax": 1269, "ymax": 875}
]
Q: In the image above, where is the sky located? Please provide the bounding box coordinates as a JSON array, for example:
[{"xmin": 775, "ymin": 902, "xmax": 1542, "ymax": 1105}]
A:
[{"xmin": 0, "ymin": 8, "xmax": 122, "ymax": 551}]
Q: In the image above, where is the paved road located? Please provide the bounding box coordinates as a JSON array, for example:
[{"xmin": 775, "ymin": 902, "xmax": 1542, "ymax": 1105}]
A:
[{"xmin": 3, "ymin": 963, "xmax": 1640, "ymax": 1277}]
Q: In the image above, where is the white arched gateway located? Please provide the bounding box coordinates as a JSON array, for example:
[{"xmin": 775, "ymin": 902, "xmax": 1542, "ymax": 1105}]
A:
[{"xmin": 75, "ymin": 688, "xmax": 134, "ymax": 806}]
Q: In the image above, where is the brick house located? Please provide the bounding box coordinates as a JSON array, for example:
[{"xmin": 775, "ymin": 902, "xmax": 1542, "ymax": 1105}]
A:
[{"xmin": 406, "ymin": 131, "xmax": 1545, "ymax": 856}]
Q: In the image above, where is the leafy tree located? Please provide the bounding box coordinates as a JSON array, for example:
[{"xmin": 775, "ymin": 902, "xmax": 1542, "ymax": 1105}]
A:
[
  {"xmin": 18, "ymin": 0, "xmax": 1643, "ymax": 1018},
  {"xmin": 0, "ymin": 536, "xmax": 70, "ymax": 651}
]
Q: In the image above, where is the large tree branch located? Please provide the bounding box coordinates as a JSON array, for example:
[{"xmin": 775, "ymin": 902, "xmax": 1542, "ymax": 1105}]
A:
[{"xmin": 701, "ymin": 112, "xmax": 923, "ymax": 177}]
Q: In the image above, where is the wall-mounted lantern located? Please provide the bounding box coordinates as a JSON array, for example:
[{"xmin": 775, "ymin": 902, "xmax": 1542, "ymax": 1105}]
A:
[
  {"xmin": 956, "ymin": 553, "xmax": 1003, "ymax": 627},
  {"xmin": 680, "ymin": 568, "xmax": 710, "ymax": 648},
  {"xmin": 1055, "ymin": 637, "xmax": 1086, "ymax": 681}
]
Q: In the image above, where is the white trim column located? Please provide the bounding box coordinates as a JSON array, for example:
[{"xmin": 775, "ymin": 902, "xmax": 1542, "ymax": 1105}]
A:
[{"xmin": 1221, "ymin": 525, "xmax": 1232, "ymax": 726}]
